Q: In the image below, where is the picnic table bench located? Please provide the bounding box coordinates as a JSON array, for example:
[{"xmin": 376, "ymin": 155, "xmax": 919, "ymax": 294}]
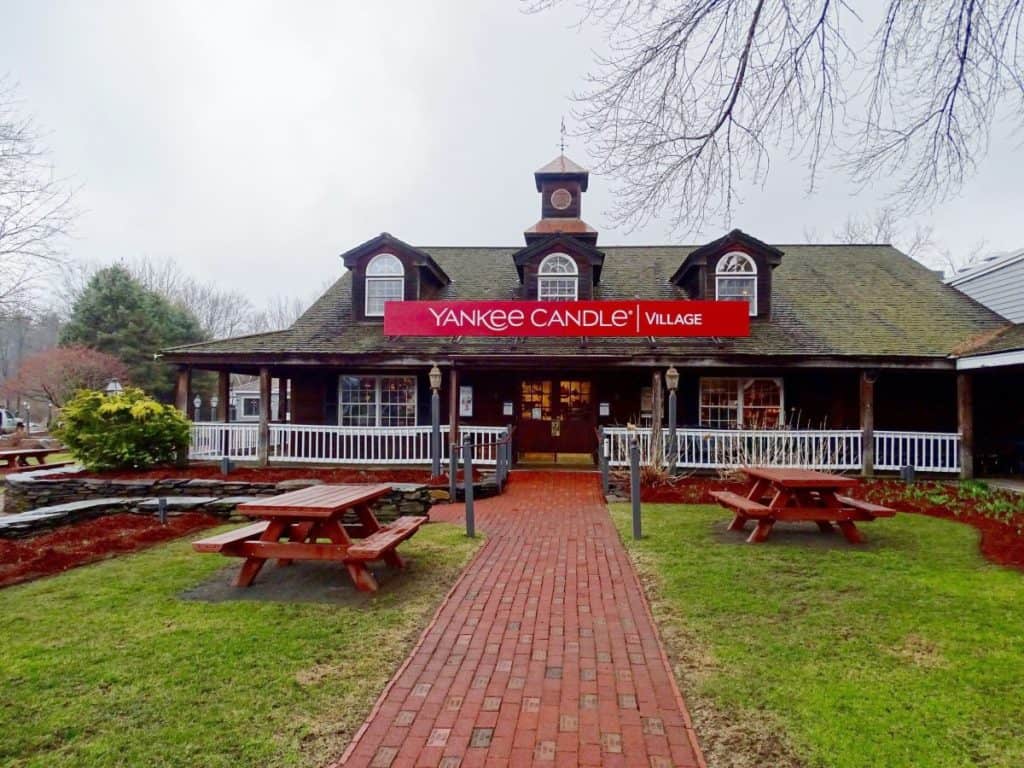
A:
[
  {"xmin": 711, "ymin": 467, "xmax": 895, "ymax": 544},
  {"xmin": 192, "ymin": 484, "xmax": 427, "ymax": 592},
  {"xmin": 0, "ymin": 447, "xmax": 68, "ymax": 471}
]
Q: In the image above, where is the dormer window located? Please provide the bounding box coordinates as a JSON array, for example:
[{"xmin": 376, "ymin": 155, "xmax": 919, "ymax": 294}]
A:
[
  {"xmin": 537, "ymin": 253, "xmax": 578, "ymax": 301},
  {"xmin": 365, "ymin": 253, "xmax": 405, "ymax": 317},
  {"xmin": 716, "ymin": 252, "xmax": 757, "ymax": 316}
]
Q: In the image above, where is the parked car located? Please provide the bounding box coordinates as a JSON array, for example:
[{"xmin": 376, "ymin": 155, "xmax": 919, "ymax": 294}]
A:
[{"xmin": 0, "ymin": 409, "xmax": 25, "ymax": 434}]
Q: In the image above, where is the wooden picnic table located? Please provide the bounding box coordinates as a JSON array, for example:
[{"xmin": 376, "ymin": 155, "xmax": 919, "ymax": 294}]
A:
[
  {"xmin": 710, "ymin": 467, "xmax": 895, "ymax": 544},
  {"xmin": 0, "ymin": 446, "xmax": 66, "ymax": 470},
  {"xmin": 192, "ymin": 484, "xmax": 428, "ymax": 592}
]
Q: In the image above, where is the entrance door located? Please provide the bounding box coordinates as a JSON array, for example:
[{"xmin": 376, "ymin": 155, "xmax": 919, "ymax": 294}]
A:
[{"xmin": 518, "ymin": 378, "xmax": 595, "ymax": 462}]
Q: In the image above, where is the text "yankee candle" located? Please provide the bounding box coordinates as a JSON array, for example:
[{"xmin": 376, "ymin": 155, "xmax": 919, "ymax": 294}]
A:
[{"xmin": 384, "ymin": 300, "xmax": 750, "ymax": 338}]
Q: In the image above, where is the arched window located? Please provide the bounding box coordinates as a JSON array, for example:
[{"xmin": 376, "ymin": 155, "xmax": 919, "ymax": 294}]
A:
[
  {"xmin": 365, "ymin": 253, "xmax": 404, "ymax": 316},
  {"xmin": 715, "ymin": 252, "xmax": 757, "ymax": 316},
  {"xmin": 538, "ymin": 253, "xmax": 578, "ymax": 301}
]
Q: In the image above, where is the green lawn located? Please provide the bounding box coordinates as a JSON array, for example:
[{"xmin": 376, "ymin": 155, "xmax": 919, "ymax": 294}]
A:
[
  {"xmin": 610, "ymin": 504, "xmax": 1024, "ymax": 768},
  {"xmin": 0, "ymin": 522, "xmax": 479, "ymax": 768}
]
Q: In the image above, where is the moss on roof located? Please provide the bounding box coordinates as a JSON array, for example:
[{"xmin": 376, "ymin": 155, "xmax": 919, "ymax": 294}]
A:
[
  {"xmin": 957, "ymin": 323, "xmax": 1024, "ymax": 356},
  {"xmin": 166, "ymin": 244, "xmax": 1008, "ymax": 361}
]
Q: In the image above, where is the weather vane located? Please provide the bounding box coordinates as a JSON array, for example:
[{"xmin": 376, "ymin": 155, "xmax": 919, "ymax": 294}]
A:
[{"xmin": 559, "ymin": 116, "xmax": 567, "ymax": 154}]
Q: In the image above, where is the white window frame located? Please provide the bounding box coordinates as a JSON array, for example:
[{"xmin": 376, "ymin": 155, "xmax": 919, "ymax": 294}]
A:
[
  {"xmin": 365, "ymin": 253, "xmax": 405, "ymax": 317},
  {"xmin": 715, "ymin": 251, "xmax": 758, "ymax": 316},
  {"xmin": 338, "ymin": 375, "xmax": 418, "ymax": 427},
  {"xmin": 538, "ymin": 252, "xmax": 579, "ymax": 302},
  {"xmin": 240, "ymin": 396, "xmax": 260, "ymax": 419},
  {"xmin": 698, "ymin": 377, "xmax": 784, "ymax": 429}
]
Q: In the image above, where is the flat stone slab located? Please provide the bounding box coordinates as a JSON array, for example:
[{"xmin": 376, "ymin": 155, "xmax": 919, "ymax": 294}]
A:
[
  {"xmin": 0, "ymin": 497, "xmax": 134, "ymax": 537},
  {"xmin": 5, "ymin": 464, "xmax": 84, "ymax": 483}
]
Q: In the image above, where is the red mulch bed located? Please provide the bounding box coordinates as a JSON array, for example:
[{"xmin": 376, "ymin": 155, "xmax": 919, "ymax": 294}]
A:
[
  {"xmin": 0, "ymin": 512, "xmax": 219, "ymax": 589},
  {"xmin": 637, "ymin": 475, "xmax": 1024, "ymax": 570},
  {"xmin": 51, "ymin": 465, "xmax": 479, "ymax": 485}
]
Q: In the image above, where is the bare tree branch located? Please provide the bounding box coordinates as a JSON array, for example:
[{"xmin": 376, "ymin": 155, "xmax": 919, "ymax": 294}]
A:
[
  {"xmin": 530, "ymin": 1, "xmax": 1024, "ymax": 231},
  {"xmin": 0, "ymin": 76, "xmax": 76, "ymax": 315}
]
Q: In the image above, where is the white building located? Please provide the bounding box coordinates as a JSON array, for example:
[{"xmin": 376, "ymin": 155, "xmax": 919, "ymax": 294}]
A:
[
  {"xmin": 230, "ymin": 377, "xmax": 284, "ymax": 422},
  {"xmin": 947, "ymin": 249, "xmax": 1024, "ymax": 322}
]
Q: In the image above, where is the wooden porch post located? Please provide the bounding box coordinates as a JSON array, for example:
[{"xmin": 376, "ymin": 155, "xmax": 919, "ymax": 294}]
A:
[
  {"xmin": 448, "ymin": 367, "xmax": 459, "ymax": 448},
  {"xmin": 216, "ymin": 371, "xmax": 230, "ymax": 422},
  {"xmin": 258, "ymin": 366, "xmax": 271, "ymax": 467},
  {"xmin": 276, "ymin": 377, "xmax": 288, "ymax": 422},
  {"xmin": 958, "ymin": 372, "xmax": 974, "ymax": 480},
  {"xmin": 860, "ymin": 371, "xmax": 875, "ymax": 477},
  {"xmin": 650, "ymin": 369, "xmax": 663, "ymax": 466},
  {"xmin": 175, "ymin": 366, "xmax": 192, "ymax": 416}
]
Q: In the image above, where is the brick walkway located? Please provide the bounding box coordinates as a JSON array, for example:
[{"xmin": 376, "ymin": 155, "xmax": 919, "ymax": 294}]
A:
[{"xmin": 335, "ymin": 471, "xmax": 705, "ymax": 768}]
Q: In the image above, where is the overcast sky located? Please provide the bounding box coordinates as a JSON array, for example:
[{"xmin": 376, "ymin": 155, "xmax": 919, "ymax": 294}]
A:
[{"xmin": 2, "ymin": 1, "xmax": 1021, "ymax": 310}]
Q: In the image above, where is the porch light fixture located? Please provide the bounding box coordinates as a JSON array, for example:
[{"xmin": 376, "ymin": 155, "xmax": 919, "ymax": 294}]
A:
[
  {"xmin": 665, "ymin": 365, "xmax": 680, "ymax": 392},
  {"xmin": 104, "ymin": 378, "xmax": 123, "ymax": 396},
  {"xmin": 429, "ymin": 364, "xmax": 442, "ymax": 392}
]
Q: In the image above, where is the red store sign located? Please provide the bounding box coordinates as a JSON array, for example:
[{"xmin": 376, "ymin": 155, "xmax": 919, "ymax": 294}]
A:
[{"xmin": 384, "ymin": 300, "xmax": 750, "ymax": 337}]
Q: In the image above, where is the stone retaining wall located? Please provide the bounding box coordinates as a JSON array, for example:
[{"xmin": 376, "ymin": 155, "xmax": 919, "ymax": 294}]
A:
[{"xmin": 3, "ymin": 470, "xmax": 433, "ymax": 535}]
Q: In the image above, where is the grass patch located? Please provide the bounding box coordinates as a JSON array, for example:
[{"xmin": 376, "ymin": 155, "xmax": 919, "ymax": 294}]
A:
[
  {"xmin": 0, "ymin": 522, "xmax": 479, "ymax": 768},
  {"xmin": 611, "ymin": 504, "xmax": 1024, "ymax": 768}
]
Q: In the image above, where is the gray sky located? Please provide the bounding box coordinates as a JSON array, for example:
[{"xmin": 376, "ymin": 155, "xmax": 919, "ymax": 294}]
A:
[{"xmin": 2, "ymin": 1, "xmax": 1021, "ymax": 309}]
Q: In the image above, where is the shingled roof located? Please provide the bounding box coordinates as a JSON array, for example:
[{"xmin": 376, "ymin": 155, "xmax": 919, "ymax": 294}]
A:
[{"xmin": 165, "ymin": 243, "xmax": 1008, "ymax": 364}]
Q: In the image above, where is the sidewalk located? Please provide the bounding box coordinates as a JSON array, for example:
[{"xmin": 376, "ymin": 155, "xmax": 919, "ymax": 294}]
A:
[{"xmin": 336, "ymin": 470, "xmax": 704, "ymax": 768}]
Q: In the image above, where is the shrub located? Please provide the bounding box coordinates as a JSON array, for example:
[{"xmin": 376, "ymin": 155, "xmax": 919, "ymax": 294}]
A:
[{"xmin": 55, "ymin": 388, "xmax": 191, "ymax": 471}]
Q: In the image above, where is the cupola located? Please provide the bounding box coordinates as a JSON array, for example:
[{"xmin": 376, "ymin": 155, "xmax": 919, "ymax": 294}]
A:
[{"xmin": 524, "ymin": 154, "xmax": 598, "ymax": 246}]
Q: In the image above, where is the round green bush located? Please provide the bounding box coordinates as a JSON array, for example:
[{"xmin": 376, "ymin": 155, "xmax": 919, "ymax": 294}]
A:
[{"xmin": 55, "ymin": 388, "xmax": 191, "ymax": 471}]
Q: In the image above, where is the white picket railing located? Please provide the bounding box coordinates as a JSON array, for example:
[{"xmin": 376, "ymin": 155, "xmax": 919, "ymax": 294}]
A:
[
  {"xmin": 452, "ymin": 425, "xmax": 510, "ymax": 466},
  {"xmin": 190, "ymin": 423, "xmax": 960, "ymax": 474},
  {"xmin": 874, "ymin": 431, "xmax": 961, "ymax": 473},
  {"xmin": 189, "ymin": 422, "xmax": 260, "ymax": 460},
  {"xmin": 189, "ymin": 422, "xmax": 509, "ymax": 466},
  {"xmin": 603, "ymin": 427, "xmax": 960, "ymax": 473}
]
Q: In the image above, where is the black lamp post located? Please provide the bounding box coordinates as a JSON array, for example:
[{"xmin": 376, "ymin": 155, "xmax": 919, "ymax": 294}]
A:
[
  {"xmin": 665, "ymin": 365, "xmax": 679, "ymax": 475},
  {"xmin": 429, "ymin": 364, "xmax": 442, "ymax": 478}
]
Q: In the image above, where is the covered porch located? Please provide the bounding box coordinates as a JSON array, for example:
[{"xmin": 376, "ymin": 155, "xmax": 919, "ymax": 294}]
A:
[{"xmin": 174, "ymin": 360, "xmax": 976, "ymax": 477}]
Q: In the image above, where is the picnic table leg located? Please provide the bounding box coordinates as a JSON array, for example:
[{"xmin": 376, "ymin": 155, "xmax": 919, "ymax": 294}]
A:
[
  {"xmin": 353, "ymin": 504, "xmax": 383, "ymax": 535},
  {"xmin": 747, "ymin": 519, "xmax": 775, "ymax": 544},
  {"xmin": 382, "ymin": 549, "xmax": 406, "ymax": 569},
  {"xmin": 727, "ymin": 514, "xmax": 749, "ymax": 532},
  {"xmin": 235, "ymin": 519, "xmax": 288, "ymax": 587},
  {"xmin": 836, "ymin": 520, "xmax": 863, "ymax": 544},
  {"xmin": 317, "ymin": 518, "xmax": 380, "ymax": 593},
  {"xmin": 745, "ymin": 478, "xmax": 770, "ymax": 502},
  {"xmin": 275, "ymin": 521, "xmax": 317, "ymax": 567},
  {"xmin": 345, "ymin": 562, "xmax": 379, "ymax": 593}
]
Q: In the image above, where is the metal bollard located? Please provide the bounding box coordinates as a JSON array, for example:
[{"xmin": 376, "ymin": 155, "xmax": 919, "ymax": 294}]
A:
[
  {"xmin": 599, "ymin": 428, "xmax": 609, "ymax": 497},
  {"xmin": 463, "ymin": 434, "xmax": 475, "ymax": 538},
  {"xmin": 449, "ymin": 442, "xmax": 457, "ymax": 503},
  {"xmin": 629, "ymin": 438, "xmax": 641, "ymax": 539},
  {"xmin": 158, "ymin": 497, "xmax": 168, "ymax": 526}
]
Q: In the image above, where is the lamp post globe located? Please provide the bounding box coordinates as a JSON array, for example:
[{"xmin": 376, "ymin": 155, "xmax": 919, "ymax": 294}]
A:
[
  {"xmin": 104, "ymin": 378, "xmax": 123, "ymax": 396},
  {"xmin": 665, "ymin": 365, "xmax": 680, "ymax": 392},
  {"xmin": 429, "ymin": 364, "xmax": 442, "ymax": 392}
]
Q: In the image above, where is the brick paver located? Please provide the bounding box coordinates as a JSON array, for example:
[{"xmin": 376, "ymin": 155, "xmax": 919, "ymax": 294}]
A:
[{"xmin": 334, "ymin": 471, "xmax": 705, "ymax": 768}]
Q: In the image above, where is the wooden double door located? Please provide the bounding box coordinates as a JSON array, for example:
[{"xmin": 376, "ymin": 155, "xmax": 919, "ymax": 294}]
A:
[{"xmin": 518, "ymin": 378, "xmax": 596, "ymax": 460}]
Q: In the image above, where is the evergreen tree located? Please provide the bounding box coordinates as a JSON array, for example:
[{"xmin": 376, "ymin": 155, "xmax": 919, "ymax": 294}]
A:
[{"xmin": 60, "ymin": 265, "xmax": 206, "ymax": 400}]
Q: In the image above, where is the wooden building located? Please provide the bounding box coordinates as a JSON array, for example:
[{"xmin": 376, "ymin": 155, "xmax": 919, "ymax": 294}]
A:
[{"xmin": 164, "ymin": 155, "xmax": 1016, "ymax": 477}]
